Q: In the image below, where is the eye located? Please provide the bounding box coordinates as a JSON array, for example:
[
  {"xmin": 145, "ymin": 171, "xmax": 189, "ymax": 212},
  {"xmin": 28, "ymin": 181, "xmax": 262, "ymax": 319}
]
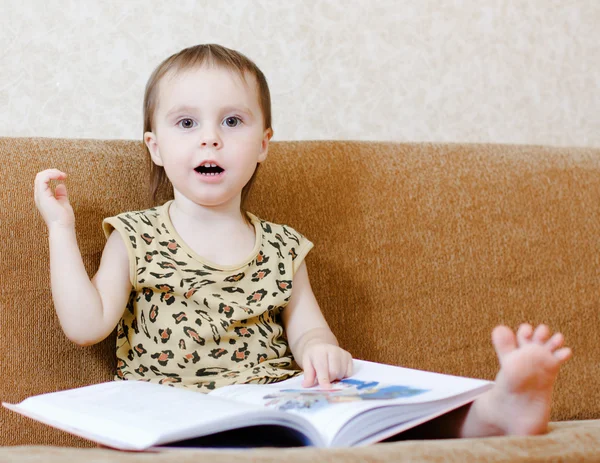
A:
[
  {"xmin": 223, "ymin": 116, "xmax": 242, "ymax": 128},
  {"xmin": 177, "ymin": 118, "xmax": 196, "ymax": 129}
]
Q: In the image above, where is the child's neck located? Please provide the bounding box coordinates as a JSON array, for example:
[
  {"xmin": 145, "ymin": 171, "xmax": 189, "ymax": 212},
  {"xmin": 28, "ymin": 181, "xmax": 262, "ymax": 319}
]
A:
[
  {"xmin": 170, "ymin": 196, "xmax": 247, "ymax": 229},
  {"xmin": 168, "ymin": 197, "xmax": 256, "ymax": 267}
]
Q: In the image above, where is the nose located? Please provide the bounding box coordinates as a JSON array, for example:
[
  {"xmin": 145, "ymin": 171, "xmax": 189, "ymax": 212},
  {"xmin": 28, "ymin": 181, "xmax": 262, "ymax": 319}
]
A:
[
  {"xmin": 200, "ymin": 127, "xmax": 222, "ymax": 149},
  {"xmin": 201, "ymin": 138, "xmax": 221, "ymax": 148}
]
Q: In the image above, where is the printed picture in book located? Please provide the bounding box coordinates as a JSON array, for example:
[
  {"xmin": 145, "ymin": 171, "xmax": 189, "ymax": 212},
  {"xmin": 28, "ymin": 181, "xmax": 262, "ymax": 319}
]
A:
[{"xmin": 263, "ymin": 378, "xmax": 428, "ymax": 412}]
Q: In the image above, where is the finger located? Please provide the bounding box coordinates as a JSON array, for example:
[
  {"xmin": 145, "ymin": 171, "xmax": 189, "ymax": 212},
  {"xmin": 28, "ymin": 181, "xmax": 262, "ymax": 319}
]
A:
[
  {"xmin": 35, "ymin": 170, "xmax": 67, "ymax": 198},
  {"xmin": 532, "ymin": 324, "xmax": 550, "ymax": 344},
  {"xmin": 35, "ymin": 169, "xmax": 67, "ymax": 185},
  {"xmin": 553, "ymin": 347, "xmax": 572, "ymax": 363},
  {"xmin": 54, "ymin": 183, "xmax": 69, "ymax": 202},
  {"xmin": 312, "ymin": 355, "xmax": 331, "ymax": 389},
  {"xmin": 516, "ymin": 323, "xmax": 533, "ymax": 345},
  {"xmin": 546, "ymin": 332, "xmax": 564, "ymax": 352},
  {"xmin": 338, "ymin": 351, "xmax": 353, "ymax": 380},
  {"xmin": 301, "ymin": 356, "xmax": 316, "ymax": 388},
  {"xmin": 318, "ymin": 375, "xmax": 332, "ymax": 389},
  {"xmin": 327, "ymin": 350, "xmax": 345, "ymax": 381},
  {"xmin": 345, "ymin": 355, "xmax": 354, "ymax": 378}
]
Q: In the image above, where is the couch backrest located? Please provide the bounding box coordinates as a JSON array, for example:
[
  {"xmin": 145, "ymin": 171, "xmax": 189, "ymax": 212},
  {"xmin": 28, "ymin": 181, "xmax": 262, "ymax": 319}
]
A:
[{"xmin": 1, "ymin": 138, "xmax": 599, "ymax": 446}]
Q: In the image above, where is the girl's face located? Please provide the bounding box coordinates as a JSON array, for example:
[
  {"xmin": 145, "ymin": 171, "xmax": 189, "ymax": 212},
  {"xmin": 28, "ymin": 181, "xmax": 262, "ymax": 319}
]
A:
[{"xmin": 144, "ymin": 65, "xmax": 272, "ymax": 210}]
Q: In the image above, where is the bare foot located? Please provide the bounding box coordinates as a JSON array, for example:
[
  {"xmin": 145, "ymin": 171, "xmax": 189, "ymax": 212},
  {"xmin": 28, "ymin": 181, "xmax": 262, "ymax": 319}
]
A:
[
  {"xmin": 483, "ymin": 324, "xmax": 571, "ymax": 435},
  {"xmin": 464, "ymin": 324, "xmax": 572, "ymax": 437}
]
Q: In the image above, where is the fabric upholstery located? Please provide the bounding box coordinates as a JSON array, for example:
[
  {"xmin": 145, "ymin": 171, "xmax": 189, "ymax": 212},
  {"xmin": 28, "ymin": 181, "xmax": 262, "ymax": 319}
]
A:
[
  {"xmin": 0, "ymin": 138, "xmax": 598, "ymax": 459},
  {"xmin": 1, "ymin": 421, "xmax": 599, "ymax": 462}
]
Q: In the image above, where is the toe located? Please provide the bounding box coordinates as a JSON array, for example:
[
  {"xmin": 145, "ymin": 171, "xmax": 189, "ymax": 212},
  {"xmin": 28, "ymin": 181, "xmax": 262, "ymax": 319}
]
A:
[
  {"xmin": 553, "ymin": 347, "xmax": 572, "ymax": 363},
  {"xmin": 516, "ymin": 323, "xmax": 533, "ymax": 345},
  {"xmin": 492, "ymin": 325, "xmax": 517, "ymax": 360},
  {"xmin": 532, "ymin": 324, "xmax": 551, "ymax": 344},
  {"xmin": 546, "ymin": 332, "xmax": 564, "ymax": 352}
]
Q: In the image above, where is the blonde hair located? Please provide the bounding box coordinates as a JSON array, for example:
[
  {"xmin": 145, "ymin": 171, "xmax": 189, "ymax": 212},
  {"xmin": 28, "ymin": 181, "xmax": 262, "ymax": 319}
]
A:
[{"xmin": 143, "ymin": 44, "xmax": 272, "ymax": 209}]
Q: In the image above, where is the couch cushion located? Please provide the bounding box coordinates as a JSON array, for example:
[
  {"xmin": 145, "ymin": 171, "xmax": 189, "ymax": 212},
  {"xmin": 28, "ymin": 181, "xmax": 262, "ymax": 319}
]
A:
[{"xmin": 1, "ymin": 420, "xmax": 599, "ymax": 462}]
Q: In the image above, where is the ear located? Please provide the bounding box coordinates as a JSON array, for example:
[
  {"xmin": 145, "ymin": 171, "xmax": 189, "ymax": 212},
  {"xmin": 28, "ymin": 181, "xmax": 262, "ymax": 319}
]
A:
[
  {"xmin": 257, "ymin": 128, "xmax": 273, "ymax": 163},
  {"xmin": 144, "ymin": 132, "xmax": 163, "ymax": 166}
]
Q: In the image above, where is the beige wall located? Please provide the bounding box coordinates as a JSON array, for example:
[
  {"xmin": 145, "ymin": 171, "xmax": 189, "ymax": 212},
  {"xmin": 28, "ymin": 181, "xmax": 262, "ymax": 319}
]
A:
[{"xmin": 1, "ymin": 0, "xmax": 598, "ymax": 146}]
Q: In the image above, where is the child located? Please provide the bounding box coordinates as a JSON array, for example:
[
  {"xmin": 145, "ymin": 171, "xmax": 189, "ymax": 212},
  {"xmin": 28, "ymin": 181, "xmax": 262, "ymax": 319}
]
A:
[
  {"xmin": 34, "ymin": 44, "xmax": 570, "ymax": 438},
  {"xmin": 34, "ymin": 43, "xmax": 351, "ymax": 392}
]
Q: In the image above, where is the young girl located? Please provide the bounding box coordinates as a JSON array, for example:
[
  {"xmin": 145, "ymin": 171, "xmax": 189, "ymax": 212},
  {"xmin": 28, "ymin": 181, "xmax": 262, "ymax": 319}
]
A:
[
  {"xmin": 34, "ymin": 44, "xmax": 351, "ymax": 392},
  {"xmin": 34, "ymin": 44, "xmax": 570, "ymax": 438}
]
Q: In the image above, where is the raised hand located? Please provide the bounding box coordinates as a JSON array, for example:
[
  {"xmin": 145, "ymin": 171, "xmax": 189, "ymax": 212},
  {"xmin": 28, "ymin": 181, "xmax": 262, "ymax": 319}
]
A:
[{"xmin": 34, "ymin": 169, "xmax": 75, "ymax": 229}]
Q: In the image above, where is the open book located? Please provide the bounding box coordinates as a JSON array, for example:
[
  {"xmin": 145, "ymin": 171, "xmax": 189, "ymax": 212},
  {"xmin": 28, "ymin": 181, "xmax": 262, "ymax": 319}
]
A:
[{"xmin": 3, "ymin": 359, "xmax": 492, "ymax": 450}]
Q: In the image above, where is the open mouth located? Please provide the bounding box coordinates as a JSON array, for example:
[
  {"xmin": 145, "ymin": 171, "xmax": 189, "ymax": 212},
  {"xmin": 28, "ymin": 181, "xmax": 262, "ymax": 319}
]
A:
[{"xmin": 194, "ymin": 162, "xmax": 224, "ymax": 176}]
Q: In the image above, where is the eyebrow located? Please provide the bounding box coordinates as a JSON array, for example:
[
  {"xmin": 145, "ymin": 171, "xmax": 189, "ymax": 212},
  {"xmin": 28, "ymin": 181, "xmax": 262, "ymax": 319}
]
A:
[{"xmin": 165, "ymin": 105, "xmax": 254, "ymax": 119}]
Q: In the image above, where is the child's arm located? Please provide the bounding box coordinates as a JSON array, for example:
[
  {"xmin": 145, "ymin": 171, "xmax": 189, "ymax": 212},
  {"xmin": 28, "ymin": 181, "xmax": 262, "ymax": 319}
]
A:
[
  {"xmin": 282, "ymin": 261, "xmax": 353, "ymax": 388},
  {"xmin": 35, "ymin": 169, "xmax": 131, "ymax": 346}
]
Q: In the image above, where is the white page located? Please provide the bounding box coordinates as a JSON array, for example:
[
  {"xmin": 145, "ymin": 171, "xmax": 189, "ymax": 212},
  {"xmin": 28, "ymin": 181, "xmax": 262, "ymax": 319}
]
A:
[
  {"xmin": 3, "ymin": 380, "xmax": 313, "ymax": 450},
  {"xmin": 211, "ymin": 359, "xmax": 492, "ymax": 446}
]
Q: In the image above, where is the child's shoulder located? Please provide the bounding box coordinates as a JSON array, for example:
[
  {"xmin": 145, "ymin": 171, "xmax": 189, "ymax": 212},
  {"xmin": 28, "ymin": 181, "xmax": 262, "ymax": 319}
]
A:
[
  {"xmin": 107, "ymin": 205, "xmax": 163, "ymax": 222},
  {"xmin": 102, "ymin": 203, "xmax": 167, "ymax": 238},
  {"xmin": 247, "ymin": 212, "xmax": 310, "ymax": 246},
  {"xmin": 247, "ymin": 213, "xmax": 314, "ymax": 271}
]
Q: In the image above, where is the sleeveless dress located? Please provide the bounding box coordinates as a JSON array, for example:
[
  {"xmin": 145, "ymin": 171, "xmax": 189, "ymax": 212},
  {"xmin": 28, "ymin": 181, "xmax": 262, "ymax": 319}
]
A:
[{"xmin": 102, "ymin": 200, "xmax": 313, "ymax": 391}]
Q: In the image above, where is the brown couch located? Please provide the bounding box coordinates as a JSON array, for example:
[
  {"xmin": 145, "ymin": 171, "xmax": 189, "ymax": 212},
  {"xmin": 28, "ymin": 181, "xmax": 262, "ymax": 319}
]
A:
[{"xmin": 1, "ymin": 137, "xmax": 599, "ymax": 462}]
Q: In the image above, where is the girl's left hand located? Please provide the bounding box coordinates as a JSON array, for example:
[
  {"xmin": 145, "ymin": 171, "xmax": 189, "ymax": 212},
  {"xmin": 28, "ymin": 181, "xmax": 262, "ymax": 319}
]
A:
[{"xmin": 301, "ymin": 343, "xmax": 353, "ymax": 388}]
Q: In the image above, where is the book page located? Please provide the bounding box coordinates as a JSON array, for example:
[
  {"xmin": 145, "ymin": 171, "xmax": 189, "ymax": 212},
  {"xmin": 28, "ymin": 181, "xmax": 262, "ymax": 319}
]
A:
[
  {"xmin": 4, "ymin": 380, "xmax": 314, "ymax": 450},
  {"xmin": 210, "ymin": 359, "xmax": 492, "ymax": 446}
]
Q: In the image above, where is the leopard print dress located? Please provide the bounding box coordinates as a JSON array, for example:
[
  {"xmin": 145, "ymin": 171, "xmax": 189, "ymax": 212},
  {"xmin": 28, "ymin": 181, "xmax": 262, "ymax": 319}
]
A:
[{"xmin": 102, "ymin": 200, "xmax": 313, "ymax": 391}]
